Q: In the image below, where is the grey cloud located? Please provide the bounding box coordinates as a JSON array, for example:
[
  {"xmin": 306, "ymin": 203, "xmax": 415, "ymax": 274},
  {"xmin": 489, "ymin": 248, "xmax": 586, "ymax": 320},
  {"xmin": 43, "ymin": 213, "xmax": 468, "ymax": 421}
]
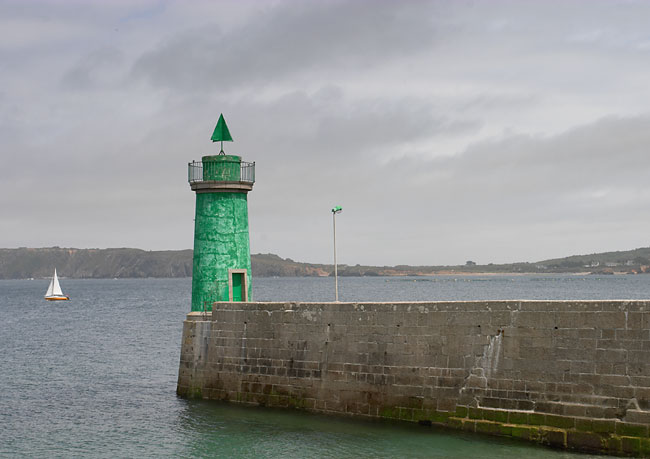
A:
[
  {"xmin": 132, "ymin": 0, "xmax": 441, "ymax": 91},
  {"xmin": 370, "ymin": 115, "xmax": 650, "ymax": 224},
  {"xmin": 313, "ymin": 100, "xmax": 478, "ymax": 157},
  {"xmin": 458, "ymin": 93, "xmax": 539, "ymax": 112},
  {"xmin": 452, "ymin": 116, "xmax": 650, "ymax": 185},
  {"xmin": 60, "ymin": 47, "xmax": 124, "ymax": 90},
  {"xmin": 260, "ymin": 113, "xmax": 646, "ymax": 219}
]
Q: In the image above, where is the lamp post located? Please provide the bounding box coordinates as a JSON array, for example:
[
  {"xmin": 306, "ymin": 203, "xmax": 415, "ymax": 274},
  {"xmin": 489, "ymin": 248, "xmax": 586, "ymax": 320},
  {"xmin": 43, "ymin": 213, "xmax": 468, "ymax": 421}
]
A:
[{"xmin": 332, "ymin": 205, "xmax": 342, "ymax": 301}]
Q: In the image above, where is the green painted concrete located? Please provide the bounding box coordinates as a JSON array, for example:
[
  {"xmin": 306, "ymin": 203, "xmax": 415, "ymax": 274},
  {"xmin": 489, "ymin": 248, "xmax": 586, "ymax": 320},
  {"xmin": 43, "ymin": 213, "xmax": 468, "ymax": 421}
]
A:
[
  {"xmin": 202, "ymin": 154, "xmax": 241, "ymax": 181},
  {"xmin": 190, "ymin": 154, "xmax": 252, "ymax": 311}
]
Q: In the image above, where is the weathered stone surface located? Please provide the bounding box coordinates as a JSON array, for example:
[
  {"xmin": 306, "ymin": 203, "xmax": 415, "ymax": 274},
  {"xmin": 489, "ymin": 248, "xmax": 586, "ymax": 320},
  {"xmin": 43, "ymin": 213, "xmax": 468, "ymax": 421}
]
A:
[{"xmin": 177, "ymin": 300, "xmax": 650, "ymax": 456}]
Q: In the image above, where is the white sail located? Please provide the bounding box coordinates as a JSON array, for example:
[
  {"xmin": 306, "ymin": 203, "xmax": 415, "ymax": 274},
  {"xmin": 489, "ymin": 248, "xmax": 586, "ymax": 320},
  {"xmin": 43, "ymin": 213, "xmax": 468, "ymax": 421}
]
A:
[
  {"xmin": 45, "ymin": 269, "xmax": 65, "ymax": 298},
  {"xmin": 45, "ymin": 277, "xmax": 54, "ymax": 297},
  {"xmin": 51, "ymin": 269, "xmax": 63, "ymax": 296}
]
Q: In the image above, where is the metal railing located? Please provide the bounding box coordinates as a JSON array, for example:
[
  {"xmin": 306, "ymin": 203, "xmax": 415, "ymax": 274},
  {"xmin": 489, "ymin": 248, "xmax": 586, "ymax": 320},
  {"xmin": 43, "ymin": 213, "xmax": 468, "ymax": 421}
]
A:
[
  {"xmin": 240, "ymin": 161, "xmax": 255, "ymax": 183},
  {"xmin": 188, "ymin": 160, "xmax": 255, "ymax": 184}
]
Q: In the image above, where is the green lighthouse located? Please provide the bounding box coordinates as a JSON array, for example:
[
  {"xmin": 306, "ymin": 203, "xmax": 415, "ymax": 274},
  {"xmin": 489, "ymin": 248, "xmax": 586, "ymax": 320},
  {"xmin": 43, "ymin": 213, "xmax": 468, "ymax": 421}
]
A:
[{"xmin": 188, "ymin": 114, "xmax": 255, "ymax": 311}]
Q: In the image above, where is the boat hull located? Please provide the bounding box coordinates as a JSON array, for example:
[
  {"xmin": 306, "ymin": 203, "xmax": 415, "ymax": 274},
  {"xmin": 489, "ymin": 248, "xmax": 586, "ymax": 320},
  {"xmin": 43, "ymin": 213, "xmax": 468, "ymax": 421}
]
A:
[{"xmin": 45, "ymin": 296, "xmax": 70, "ymax": 301}]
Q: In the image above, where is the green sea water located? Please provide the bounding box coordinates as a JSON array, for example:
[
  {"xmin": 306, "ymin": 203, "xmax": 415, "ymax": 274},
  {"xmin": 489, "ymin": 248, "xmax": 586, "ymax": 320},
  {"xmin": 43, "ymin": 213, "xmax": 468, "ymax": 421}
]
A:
[{"xmin": 4, "ymin": 275, "xmax": 645, "ymax": 457}]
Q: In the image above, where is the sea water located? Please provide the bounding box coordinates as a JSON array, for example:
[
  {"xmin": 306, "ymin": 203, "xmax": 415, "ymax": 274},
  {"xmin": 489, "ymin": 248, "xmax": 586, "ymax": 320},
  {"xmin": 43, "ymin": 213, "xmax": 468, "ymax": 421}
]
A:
[{"xmin": 3, "ymin": 274, "xmax": 648, "ymax": 458}]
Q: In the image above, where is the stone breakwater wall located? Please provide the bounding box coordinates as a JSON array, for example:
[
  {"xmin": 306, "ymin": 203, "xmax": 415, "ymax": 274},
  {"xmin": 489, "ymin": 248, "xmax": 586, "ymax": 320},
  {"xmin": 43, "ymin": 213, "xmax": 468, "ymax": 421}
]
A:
[{"xmin": 177, "ymin": 301, "xmax": 650, "ymax": 456}]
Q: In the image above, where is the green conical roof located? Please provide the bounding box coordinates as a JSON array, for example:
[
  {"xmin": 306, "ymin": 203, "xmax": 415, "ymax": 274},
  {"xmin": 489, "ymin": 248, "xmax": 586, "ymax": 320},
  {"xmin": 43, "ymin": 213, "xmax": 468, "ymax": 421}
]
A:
[{"xmin": 211, "ymin": 114, "xmax": 233, "ymax": 143}]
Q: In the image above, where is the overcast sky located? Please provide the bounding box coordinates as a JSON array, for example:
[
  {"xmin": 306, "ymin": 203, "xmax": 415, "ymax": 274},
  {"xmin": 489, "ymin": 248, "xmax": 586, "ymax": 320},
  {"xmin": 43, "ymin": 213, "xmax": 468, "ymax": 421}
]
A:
[{"xmin": 2, "ymin": 0, "xmax": 650, "ymax": 266}]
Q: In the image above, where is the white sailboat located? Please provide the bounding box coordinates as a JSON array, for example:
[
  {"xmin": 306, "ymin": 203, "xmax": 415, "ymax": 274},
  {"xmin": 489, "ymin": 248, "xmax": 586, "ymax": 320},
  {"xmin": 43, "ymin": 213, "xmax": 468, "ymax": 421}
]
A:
[{"xmin": 44, "ymin": 269, "xmax": 69, "ymax": 301}]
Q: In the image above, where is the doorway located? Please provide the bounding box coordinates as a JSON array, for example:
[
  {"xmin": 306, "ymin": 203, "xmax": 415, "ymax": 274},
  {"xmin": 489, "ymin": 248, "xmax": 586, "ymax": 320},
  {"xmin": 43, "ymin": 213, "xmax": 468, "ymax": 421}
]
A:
[{"xmin": 228, "ymin": 269, "xmax": 248, "ymax": 302}]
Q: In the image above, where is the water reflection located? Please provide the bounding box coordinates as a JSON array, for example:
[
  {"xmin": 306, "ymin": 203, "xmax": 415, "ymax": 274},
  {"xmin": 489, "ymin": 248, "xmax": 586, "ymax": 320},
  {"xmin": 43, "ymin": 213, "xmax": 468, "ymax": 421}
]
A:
[{"xmin": 174, "ymin": 400, "xmax": 604, "ymax": 458}]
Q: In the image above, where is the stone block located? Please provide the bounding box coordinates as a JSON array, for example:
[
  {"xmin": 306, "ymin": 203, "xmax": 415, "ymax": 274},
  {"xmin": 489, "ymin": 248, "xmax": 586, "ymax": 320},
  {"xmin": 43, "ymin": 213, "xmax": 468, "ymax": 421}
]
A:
[
  {"xmin": 628, "ymin": 350, "xmax": 650, "ymax": 364},
  {"xmin": 624, "ymin": 409, "xmax": 650, "ymax": 424},
  {"xmin": 461, "ymin": 420, "xmax": 476, "ymax": 432},
  {"xmin": 539, "ymin": 427, "xmax": 566, "ymax": 448},
  {"xmin": 534, "ymin": 401, "xmax": 556, "ymax": 414},
  {"xmin": 563, "ymin": 404, "xmax": 587, "ymax": 417},
  {"xmin": 621, "ymin": 436, "xmax": 641, "ymax": 456},
  {"xmin": 567, "ymin": 431, "xmax": 604, "ymax": 452},
  {"xmin": 436, "ymin": 397, "xmax": 458, "ymax": 412},
  {"xmin": 616, "ymin": 421, "xmax": 648, "ymax": 437},
  {"xmin": 575, "ymin": 418, "xmax": 593, "ymax": 432},
  {"xmin": 641, "ymin": 438, "xmax": 650, "ymax": 456},
  {"xmin": 528, "ymin": 413, "xmax": 546, "ymax": 425},
  {"xmin": 475, "ymin": 420, "xmax": 502, "ymax": 435},
  {"xmin": 515, "ymin": 311, "xmax": 556, "ymax": 328},
  {"xmin": 511, "ymin": 426, "xmax": 537, "ymax": 441},
  {"xmin": 591, "ymin": 419, "xmax": 616, "ymax": 434},
  {"xmin": 445, "ymin": 417, "xmax": 463, "ymax": 429},
  {"xmin": 429, "ymin": 410, "xmax": 452, "ymax": 424},
  {"xmin": 508, "ymin": 411, "xmax": 528, "ymax": 425},
  {"xmin": 545, "ymin": 414, "xmax": 575, "ymax": 429},
  {"xmin": 606, "ymin": 435, "xmax": 622, "ymax": 454},
  {"xmin": 482, "ymin": 408, "xmax": 508, "ymax": 423},
  {"xmin": 596, "ymin": 349, "xmax": 627, "ymax": 364},
  {"xmin": 454, "ymin": 406, "xmax": 468, "ymax": 418}
]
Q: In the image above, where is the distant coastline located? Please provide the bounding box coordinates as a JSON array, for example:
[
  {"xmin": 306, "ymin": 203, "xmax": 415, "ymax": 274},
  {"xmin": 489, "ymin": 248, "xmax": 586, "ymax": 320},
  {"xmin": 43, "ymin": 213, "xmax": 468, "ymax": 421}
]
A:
[{"xmin": 1, "ymin": 246, "xmax": 649, "ymax": 280}]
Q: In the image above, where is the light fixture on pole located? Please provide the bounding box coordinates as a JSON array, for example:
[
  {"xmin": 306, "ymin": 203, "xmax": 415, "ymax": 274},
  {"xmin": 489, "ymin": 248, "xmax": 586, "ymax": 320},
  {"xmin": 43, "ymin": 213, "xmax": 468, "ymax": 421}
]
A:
[{"xmin": 332, "ymin": 205, "xmax": 342, "ymax": 302}]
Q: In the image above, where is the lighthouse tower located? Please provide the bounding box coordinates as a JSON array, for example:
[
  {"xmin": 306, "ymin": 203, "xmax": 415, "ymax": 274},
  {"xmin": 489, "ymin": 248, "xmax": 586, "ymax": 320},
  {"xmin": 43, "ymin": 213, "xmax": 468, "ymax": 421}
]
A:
[{"xmin": 188, "ymin": 114, "xmax": 255, "ymax": 311}]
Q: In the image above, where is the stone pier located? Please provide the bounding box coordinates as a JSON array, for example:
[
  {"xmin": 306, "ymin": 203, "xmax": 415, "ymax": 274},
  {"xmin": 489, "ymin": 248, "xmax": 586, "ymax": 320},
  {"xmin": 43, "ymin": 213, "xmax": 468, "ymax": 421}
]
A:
[{"xmin": 177, "ymin": 300, "xmax": 650, "ymax": 456}]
